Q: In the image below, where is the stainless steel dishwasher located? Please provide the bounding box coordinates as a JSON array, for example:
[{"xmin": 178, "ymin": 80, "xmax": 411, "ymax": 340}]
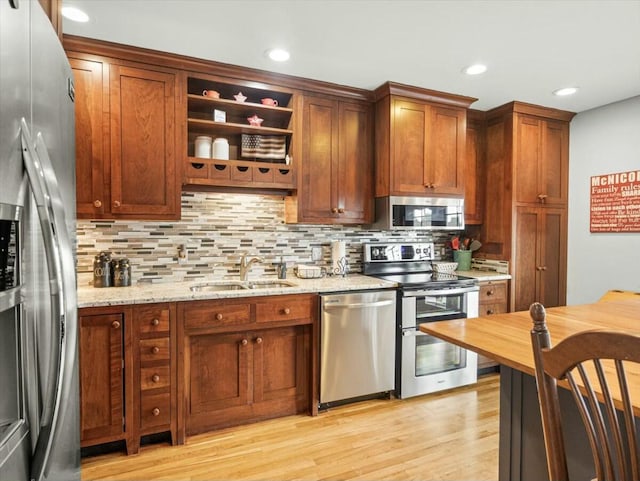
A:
[{"xmin": 320, "ymin": 290, "xmax": 397, "ymax": 406}]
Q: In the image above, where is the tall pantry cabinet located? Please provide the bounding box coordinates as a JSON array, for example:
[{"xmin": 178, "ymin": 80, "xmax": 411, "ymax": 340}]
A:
[{"xmin": 480, "ymin": 102, "xmax": 575, "ymax": 312}]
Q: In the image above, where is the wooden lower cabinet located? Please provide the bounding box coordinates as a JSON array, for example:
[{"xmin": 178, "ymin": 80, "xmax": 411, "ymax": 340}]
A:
[
  {"xmin": 477, "ymin": 280, "xmax": 509, "ymax": 372},
  {"xmin": 79, "ymin": 309, "xmax": 128, "ymax": 446},
  {"xmin": 79, "ymin": 303, "xmax": 177, "ymax": 455},
  {"xmin": 177, "ymin": 294, "xmax": 316, "ymax": 440}
]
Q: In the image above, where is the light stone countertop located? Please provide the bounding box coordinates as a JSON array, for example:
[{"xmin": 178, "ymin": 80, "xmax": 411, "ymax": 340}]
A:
[
  {"xmin": 77, "ymin": 273, "xmax": 398, "ymax": 308},
  {"xmin": 455, "ymin": 270, "xmax": 511, "ymax": 282}
]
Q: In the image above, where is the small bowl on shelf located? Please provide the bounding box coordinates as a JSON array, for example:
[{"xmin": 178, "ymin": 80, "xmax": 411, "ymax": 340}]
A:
[{"xmin": 247, "ymin": 115, "xmax": 264, "ymax": 127}]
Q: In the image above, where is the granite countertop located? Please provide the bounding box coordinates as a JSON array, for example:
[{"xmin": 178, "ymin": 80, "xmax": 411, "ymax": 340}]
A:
[
  {"xmin": 77, "ymin": 273, "xmax": 398, "ymax": 308},
  {"xmin": 455, "ymin": 270, "xmax": 511, "ymax": 282}
]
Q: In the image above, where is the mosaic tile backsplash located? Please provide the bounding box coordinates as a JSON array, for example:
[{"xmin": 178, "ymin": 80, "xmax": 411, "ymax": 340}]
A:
[{"xmin": 76, "ymin": 192, "xmax": 455, "ymax": 284}]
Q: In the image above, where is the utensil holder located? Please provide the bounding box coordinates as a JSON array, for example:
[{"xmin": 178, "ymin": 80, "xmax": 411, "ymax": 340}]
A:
[{"xmin": 453, "ymin": 250, "xmax": 472, "ymax": 271}]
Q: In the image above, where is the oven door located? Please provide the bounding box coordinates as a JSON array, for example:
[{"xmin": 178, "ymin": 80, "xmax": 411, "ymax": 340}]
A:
[{"xmin": 397, "ymin": 287, "xmax": 479, "ymax": 398}]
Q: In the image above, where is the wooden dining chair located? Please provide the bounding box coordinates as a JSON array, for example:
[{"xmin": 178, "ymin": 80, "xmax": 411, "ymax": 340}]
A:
[{"xmin": 529, "ymin": 302, "xmax": 640, "ymax": 481}]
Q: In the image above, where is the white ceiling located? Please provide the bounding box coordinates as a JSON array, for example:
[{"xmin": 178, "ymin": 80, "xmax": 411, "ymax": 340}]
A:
[{"xmin": 62, "ymin": 0, "xmax": 640, "ymax": 113}]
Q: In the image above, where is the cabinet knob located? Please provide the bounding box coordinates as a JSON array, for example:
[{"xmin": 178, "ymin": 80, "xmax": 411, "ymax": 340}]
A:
[
  {"xmin": 337, "ymin": 207, "xmax": 345, "ymax": 214},
  {"xmin": 152, "ymin": 374, "xmax": 160, "ymax": 383},
  {"xmin": 486, "ymin": 290, "xmax": 494, "ymax": 296},
  {"xmin": 152, "ymin": 346, "xmax": 160, "ymax": 354},
  {"xmin": 151, "ymin": 318, "xmax": 160, "ymax": 326},
  {"xmin": 93, "ymin": 200, "xmax": 102, "ymax": 208},
  {"xmin": 112, "ymin": 321, "xmax": 120, "ymax": 329},
  {"xmin": 283, "ymin": 307, "xmax": 291, "ymax": 315},
  {"xmin": 541, "ymin": 266, "xmax": 547, "ymax": 271},
  {"xmin": 241, "ymin": 339, "xmax": 248, "ymax": 346},
  {"xmin": 215, "ymin": 313, "xmax": 223, "ymax": 321},
  {"xmin": 255, "ymin": 337, "xmax": 263, "ymax": 344},
  {"xmin": 537, "ymin": 194, "xmax": 548, "ymax": 203},
  {"xmin": 152, "ymin": 408, "xmax": 160, "ymax": 416},
  {"xmin": 113, "ymin": 200, "xmax": 121, "ymax": 208},
  {"xmin": 486, "ymin": 309, "xmax": 494, "ymax": 315},
  {"xmin": 331, "ymin": 207, "xmax": 338, "ymax": 214}
]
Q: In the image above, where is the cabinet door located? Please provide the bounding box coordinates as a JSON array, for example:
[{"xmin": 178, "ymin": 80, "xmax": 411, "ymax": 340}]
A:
[
  {"xmin": 253, "ymin": 326, "xmax": 310, "ymax": 407},
  {"xmin": 428, "ymin": 105, "xmax": 466, "ymax": 195},
  {"xmin": 391, "ymin": 99, "xmax": 429, "ymax": 195},
  {"xmin": 539, "ymin": 208, "xmax": 567, "ymax": 308},
  {"xmin": 185, "ymin": 332, "xmax": 250, "ymax": 427},
  {"xmin": 464, "ymin": 112, "xmax": 484, "ymax": 224},
  {"xmin": 299, "ymin": 96, "xmax": 339, "ymax": 221},
  {"xmin": 513, "ymin": 207, "xmax": 567, "ymax": 312},
  {"xmin": 337, "ymin": 101, "xmax": 373, "ymax": 223},
  {"xmin": 515, "ymin": 115, "xmax": 569, "ymax": 206},
  {"xmin": 109, "ymin": 64, "xmax": 178, "ymax": 218},
  {"xmin": 540, "ymin": 120, "xmax": 569, "ymax": 205},
  {"xmin": 79, "ymin": 312, "xmax": 124, "ymax": 444},
  {"xmin": 69, "ymin": 57, "xmax": 107, "ymax": 218}
]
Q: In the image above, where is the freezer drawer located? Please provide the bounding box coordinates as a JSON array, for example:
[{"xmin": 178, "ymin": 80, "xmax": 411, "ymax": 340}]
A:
[{"xmin": 320, "ymin": 290, "xmax": 397, "ymax": 404}]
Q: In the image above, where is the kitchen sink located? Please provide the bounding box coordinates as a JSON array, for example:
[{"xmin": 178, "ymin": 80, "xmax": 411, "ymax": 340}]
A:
[
  {"xmin": 189, "ymin": 282, "xmax": 246, "ymax": 292},
  {"xmin": 189, "ymin": 280, "xmax": 297, "ymax": 292},
  {"xmin": 243, "ymin": 280, "xmax": 297, "ymax": 289}
]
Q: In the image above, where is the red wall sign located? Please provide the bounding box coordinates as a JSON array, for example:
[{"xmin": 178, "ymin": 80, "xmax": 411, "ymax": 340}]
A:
[{"xmin": 590, "ymin": 170, "xmax": 640, "ymax": 233}]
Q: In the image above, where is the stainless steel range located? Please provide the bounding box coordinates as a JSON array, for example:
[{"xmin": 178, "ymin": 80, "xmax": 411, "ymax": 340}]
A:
[{"xmin": 363, "ymin": 242, "xmax": 479, "ymax": 398}]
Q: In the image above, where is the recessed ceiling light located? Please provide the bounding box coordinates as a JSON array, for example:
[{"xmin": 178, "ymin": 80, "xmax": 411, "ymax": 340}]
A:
[
  {"xmin": 61, "ymin": 6, "xmax": 89, "ymax": 22},
  {"xmin": 265, "ymin": 48, "xmax": 290, "ymax": 62},
  {"xmin": 463, "ymin": 64, "xmax": 487, "ymax": 75},
  {"xmin": 553, "ymin": 87, "xmax": 579, "ymax": 96}
]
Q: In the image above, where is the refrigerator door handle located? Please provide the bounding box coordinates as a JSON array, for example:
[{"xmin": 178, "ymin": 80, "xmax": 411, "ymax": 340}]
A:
[{"xmin": 20, "ymin": 119, "xmax": 77, "ymax": 481}]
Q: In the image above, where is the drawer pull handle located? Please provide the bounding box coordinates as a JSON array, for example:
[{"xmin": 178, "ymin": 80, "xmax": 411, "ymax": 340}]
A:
[
  {"xmin": 152, "ymin": 346, "xmax": 160, "ymax": 354},
  {"xmin": 152, "ymin": 374, "xmax": 160, "ymax": 383},
  {"xmin": 152, "ymin": 408, "xmax": 160, "ymax": 416},
  {"xmin": 283, "ymin": 308, "xmax": 291, "ymax": 315},
  {"xmin": 112, "ymin": 321, "xmax": 120, "ymax": 329},
  {"xmin": 241, "ymin": 339, "xmax": 248, "ymax": 346},
  {"xmin": 216, "ymin": 313, "xmax": 223, "ymax": 321},
  {"xmin": 255, "ymin": 337, "xmax": 263, "ymax": 344},
  {"xmin": 151, "ymin": 318, "xmax": 160, "ymax": 326}
]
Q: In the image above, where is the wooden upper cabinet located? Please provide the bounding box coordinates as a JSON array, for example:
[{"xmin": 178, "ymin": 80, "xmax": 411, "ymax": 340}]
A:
[
  {"xmin": 514, "ymin": 114, "xmax": 570, "ymax": 206},
  {"xmin": 464, "ymin": 110, "xmax": 486, "ymax": 225},
  {"xmin": 109, "ymin": 64, "xmax": 178, "ymax": 218},
  {"xmin": 374, "ymin": 82, "xmax": 476, "ymax": 198},
  {"xmin": 69, "ymin": 57, "xmax": 107, "ymax": 218},
  {"xmin": 38, "ymin": 0, "xmax": 62, "ymax": 39},
  {"xmin": 290, "ymin": 94, "xmax": 373, "ymax": 224}
]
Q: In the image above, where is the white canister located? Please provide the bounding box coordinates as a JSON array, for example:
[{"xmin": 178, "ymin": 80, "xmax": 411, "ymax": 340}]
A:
[
  {"xmin": 194, "ymin": 136, "xmax": 212, "ymax": 158},
  {"xmin": 212, "ymin": 137, "xmax": 230, "ymax": 160},
  {"xmin": 331, "ymin": 240, "xmax": 346, "ymax": 274}
]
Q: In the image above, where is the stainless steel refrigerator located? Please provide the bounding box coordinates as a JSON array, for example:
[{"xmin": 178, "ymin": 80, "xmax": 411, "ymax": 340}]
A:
[{"xmin": 0, "ymin": 1, "xmax": 79, "ymax": 480}]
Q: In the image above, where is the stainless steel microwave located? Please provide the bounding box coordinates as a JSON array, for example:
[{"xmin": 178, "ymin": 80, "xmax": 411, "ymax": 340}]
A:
[{"xmin": 373, "ymin": 196, "xmax": 465, "ymax": 230}]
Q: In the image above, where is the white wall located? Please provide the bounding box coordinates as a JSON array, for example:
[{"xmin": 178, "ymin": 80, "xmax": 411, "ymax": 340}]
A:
[{"xmin": 567, "ymin": 96, "xmax": 640, "ymax": 304}]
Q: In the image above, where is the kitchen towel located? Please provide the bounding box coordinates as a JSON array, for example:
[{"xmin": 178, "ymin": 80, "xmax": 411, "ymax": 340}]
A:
[{"xmin": 241, "ymin": 134, "xmax": 286, "ymax": 160}]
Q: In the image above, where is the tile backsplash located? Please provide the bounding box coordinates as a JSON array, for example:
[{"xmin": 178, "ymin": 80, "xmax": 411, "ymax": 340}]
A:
[{"xmin": 76, "ymin": 192, "xmax": 454, "ymax": 284}]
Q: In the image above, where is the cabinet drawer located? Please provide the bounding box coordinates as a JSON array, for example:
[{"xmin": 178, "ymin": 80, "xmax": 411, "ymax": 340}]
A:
[
  {"xmin": 479, "ymin": 302, "xmax": 508, "ymax": 317},
  {"xmin": 139, "ymin": 337, "xmax": 170, "ymax": 362},
  {"xmin": 140, "ymin": 365, "xmax": 170, "ymax": 391},
  {"xmin": 183, "ymin": 301, "xmax": 251, "ymax": 330},
  {"xmin": 137, "ymin": 305, "xmax": 171, "ymax": 335},
  {"xmin": 140, "ymin": 392, "xmax": 171, "ymax": 430},
  {"xmin": 255, "ymin": 295, "xmax": 314, "ymax": 324},
  {"xmin": 479, "ymin": 282, "xmax": 507, "ymax": 304}
]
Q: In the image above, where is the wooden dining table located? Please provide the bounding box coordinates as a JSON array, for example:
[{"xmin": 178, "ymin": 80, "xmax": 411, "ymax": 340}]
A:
[{"xmin": 419, "ymin": 292, "xmax": 640, "ymax": 481}]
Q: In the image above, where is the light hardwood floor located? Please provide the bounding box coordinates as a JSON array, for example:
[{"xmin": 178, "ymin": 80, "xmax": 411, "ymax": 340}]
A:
[{"xmin": 82, "ymin": 374, "xmax": 500, "ymax": 481}]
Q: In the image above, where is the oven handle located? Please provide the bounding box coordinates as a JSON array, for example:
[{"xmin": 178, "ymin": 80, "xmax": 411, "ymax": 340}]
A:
[
  {"xmin": 402, "ymin": 329, "xmax": 428, "ymax": 337},
  {"xmin": 402, "ymin": 286, "xmax": 479, "ymax": 297}
]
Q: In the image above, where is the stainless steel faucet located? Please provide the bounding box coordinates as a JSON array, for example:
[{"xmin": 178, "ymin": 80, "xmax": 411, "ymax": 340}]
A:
[{"xmin": 239, "ymin": 253, "xmax": 263, "ymax": 281}]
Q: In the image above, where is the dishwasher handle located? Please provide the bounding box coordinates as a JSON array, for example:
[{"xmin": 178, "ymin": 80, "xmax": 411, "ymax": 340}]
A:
[{"xmin": 323, "ymin": 299, "xmax": 395, "ymax": 309}]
